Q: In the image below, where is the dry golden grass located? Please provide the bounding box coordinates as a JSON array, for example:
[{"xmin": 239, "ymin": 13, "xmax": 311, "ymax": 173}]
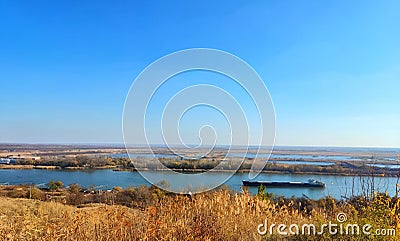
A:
[{"xmin": 0, "ymin": 190, "xmax": 398, "ymax": 240}]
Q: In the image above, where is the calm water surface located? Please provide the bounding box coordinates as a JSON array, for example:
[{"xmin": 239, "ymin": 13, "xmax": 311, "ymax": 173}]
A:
[{"xmin": 1, "ymin": 169, "xmax": 398, "ymax": 200}]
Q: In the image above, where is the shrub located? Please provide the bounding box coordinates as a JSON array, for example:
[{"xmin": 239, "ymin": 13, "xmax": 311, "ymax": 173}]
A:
[{"xmin": 47, "ymin": 180, "xmax": 64, "ymax": 191}]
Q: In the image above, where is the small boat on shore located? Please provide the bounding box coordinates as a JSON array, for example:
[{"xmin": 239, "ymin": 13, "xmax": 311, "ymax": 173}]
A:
[{"xmin": 242, "ymin": 178, "xmax": 325, "ymax": 188}]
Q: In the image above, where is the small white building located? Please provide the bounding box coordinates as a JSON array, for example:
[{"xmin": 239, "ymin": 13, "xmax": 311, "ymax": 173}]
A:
[
  {"xmin": 0, "ymin": 158, "xmax": 16, "ymax": 164},
  {"xmin": 8, "ymin": 156, "xmax": 41, "ymax": 161}
]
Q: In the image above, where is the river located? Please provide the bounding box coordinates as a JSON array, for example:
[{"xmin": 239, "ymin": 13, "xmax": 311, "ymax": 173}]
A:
[{"xmin": 1, "ymin": 169, "xmax": 398, "ymax": 200}]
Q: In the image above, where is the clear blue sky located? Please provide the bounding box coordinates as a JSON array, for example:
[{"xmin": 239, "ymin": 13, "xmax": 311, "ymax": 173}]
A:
[{"xmin": 0, "ymin": 1, "xmax": 399, "ymax": 147}]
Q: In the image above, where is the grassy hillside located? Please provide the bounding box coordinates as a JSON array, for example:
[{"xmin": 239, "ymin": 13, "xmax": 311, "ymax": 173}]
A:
[{"xmin": 0, "ymin": 187, "xmax": 399, "ymax": 240}]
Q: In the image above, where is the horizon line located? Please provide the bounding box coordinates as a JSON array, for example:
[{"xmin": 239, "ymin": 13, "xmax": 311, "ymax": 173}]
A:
[{"xmin": 0, "ymin": 142, "xmax": 399, "ymax": 150}]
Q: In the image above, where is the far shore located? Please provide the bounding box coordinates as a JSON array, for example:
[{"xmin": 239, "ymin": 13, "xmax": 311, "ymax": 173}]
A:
[
  {"xmin": 1, "ymin": 144, "xmax": 398, "ymax": 179},
  {"xmin": 1, "ymin": 164, "xmax": 397, "ymax": 177}
]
